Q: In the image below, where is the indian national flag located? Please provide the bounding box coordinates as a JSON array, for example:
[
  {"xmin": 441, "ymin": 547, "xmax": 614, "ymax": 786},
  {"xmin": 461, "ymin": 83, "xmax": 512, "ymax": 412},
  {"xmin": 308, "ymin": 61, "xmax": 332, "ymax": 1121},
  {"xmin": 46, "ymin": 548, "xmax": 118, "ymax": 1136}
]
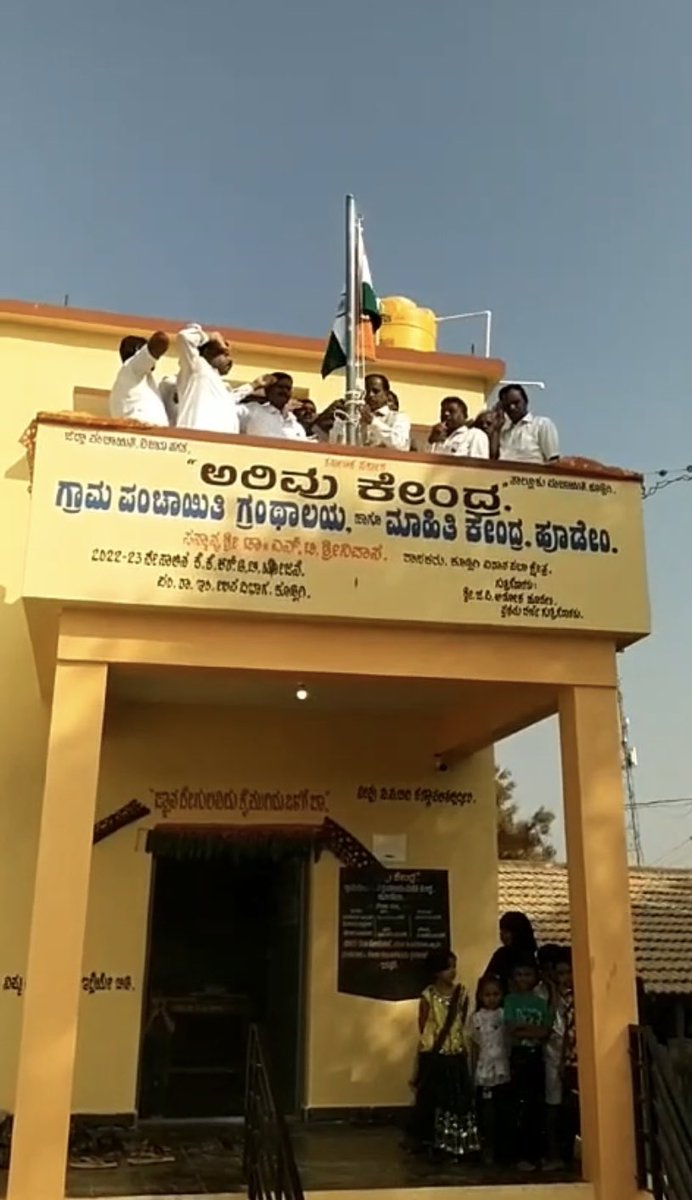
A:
[{"xmin": 321, "ymin": 229, "xmax": 382, "ymax": 378}]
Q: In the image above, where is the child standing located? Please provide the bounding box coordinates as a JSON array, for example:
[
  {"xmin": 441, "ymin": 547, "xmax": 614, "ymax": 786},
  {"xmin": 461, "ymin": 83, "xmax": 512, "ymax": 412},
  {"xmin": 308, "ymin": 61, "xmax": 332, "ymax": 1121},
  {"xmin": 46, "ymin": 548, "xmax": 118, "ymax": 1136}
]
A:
[
  {"xmin": 555, "ymin": 948, "xmax": 579, "ymax": 1164},
  {"xmin": 504, "ymin": 957, "xmax": 551, "ymax": 1170},
  {"xmin": 536, "ymin": 944, "xmax": 561, "ymax": 1005},
  {"xmin": 471, "ymin": 975, "xmax": 511, "ymax": 1165},
  {"xmin": 410, "ymin": 951, "xmax": 478, "ymax": 1160},
  {"xmin": 537, "ymin": 944, "xmax": 565, "ymax": 1169}
]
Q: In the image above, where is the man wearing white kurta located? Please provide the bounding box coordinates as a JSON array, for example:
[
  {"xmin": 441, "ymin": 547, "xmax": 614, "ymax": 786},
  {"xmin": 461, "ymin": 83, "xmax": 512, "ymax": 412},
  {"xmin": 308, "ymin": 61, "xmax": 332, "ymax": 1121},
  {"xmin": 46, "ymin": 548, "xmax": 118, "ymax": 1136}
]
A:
[
  {"xmin": 241, "ymin": 373, "xmax": 307, "ymax": 440},
  {"xmin": 108, "ymin": 331, "xmax": 171, "ymax": 424},
  {"xmin": 497, "ymin": 384, "xmax": 559, "ymax": 464},
  {"xmin": 359, "ymin": 373, "xmax": 411, "ymax": 451},
  {"xmin": 427, "ymin": 396, "xmax": 490, "ymax": 458},
  {"xmin": 175, "ymin": 324, "xmax": 267, "ymax": 435}
]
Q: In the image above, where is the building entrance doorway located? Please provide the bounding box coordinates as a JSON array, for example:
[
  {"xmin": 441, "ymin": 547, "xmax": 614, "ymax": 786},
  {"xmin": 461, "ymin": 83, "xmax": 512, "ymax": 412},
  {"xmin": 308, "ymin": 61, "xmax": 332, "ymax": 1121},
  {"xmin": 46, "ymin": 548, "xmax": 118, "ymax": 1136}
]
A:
[{"xmin": 138, "ymin": 847, "xmax": 308, "ymax": 1119}]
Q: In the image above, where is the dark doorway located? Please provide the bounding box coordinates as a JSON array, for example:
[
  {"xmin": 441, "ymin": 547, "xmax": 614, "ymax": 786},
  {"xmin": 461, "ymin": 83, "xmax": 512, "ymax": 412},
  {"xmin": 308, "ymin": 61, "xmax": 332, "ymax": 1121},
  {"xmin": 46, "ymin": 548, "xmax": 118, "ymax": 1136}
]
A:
[{"xmin": 138, "ymin": 852, "xmax": 307, "ymax": 1119}]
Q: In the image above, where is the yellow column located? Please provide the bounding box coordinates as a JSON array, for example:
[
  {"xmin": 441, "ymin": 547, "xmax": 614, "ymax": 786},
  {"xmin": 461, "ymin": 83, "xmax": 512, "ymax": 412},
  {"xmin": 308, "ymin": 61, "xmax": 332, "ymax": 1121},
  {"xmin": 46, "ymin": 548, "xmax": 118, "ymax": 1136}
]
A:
[
  {"xmin": 8, "ymin": 661, "xmax": 107, "ymax": 1200},
  {"xmin": 559, "ymin": 684, "xmax": 638, "ymax": 1200}
]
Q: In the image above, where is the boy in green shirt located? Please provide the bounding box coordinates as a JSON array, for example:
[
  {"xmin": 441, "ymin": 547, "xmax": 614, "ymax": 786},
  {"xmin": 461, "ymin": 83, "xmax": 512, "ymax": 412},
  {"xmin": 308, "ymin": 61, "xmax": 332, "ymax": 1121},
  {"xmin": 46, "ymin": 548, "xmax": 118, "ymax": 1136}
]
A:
[{"xmin": 504, "ymin": 958, "xmax": 551, "ymax": 1169}]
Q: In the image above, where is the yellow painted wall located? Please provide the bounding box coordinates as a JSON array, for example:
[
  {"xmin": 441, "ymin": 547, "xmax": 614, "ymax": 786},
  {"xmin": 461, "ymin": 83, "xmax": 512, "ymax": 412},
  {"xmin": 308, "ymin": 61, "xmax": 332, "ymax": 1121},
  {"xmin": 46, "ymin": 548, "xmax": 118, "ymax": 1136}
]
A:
[
  {"xmin": 0, "ymin": 316, "xmax": 496, "ymax": 1113},
  {"xmin": 73, "ymin": 702, "xmax": 495, "ymax": 1113},
  {"xmin": 2, "ymin": 317, "xmax": 489, "ymax": 432},
  {"xmin": 0, "ymin": 701, "xmax": 496, "ymax": 1113}
]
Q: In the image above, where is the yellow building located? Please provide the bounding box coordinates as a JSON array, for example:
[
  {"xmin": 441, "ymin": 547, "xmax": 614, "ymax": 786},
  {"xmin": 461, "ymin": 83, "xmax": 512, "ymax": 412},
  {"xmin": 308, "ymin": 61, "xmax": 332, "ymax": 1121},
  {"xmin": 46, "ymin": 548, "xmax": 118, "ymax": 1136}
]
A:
[{"xmin": 0, "ymin": 299, "xmax": 650, "ymax": 1200}]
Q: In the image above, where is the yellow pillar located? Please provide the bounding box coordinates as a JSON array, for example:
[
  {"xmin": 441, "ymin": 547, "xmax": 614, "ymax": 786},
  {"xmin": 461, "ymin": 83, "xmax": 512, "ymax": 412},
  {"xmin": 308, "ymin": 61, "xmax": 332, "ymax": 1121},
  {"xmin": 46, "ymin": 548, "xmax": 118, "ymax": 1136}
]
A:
[
  {"xmin": 8, "ymin": 660, "xmax": 107, "ymax": 1200},
  {"xmin": 559, "ymin": 683, "xmax": 638, "ymax": 1200}
]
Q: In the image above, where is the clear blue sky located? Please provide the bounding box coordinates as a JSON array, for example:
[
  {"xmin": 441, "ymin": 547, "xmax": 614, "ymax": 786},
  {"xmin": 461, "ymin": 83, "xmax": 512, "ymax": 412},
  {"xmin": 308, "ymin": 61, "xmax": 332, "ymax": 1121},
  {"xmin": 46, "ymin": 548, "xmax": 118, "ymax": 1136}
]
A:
[{"xmin": 2, "ymin": 0, "xmax": 691, "ymax": 865}]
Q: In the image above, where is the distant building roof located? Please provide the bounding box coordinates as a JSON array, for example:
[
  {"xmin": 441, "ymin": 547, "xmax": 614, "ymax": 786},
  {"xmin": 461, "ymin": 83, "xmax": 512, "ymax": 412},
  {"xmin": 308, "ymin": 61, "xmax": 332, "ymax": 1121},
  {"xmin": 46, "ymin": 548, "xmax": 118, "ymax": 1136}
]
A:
[{"xmin": 498, "ymin": 861, "xmax": 692, "ymax": 995}]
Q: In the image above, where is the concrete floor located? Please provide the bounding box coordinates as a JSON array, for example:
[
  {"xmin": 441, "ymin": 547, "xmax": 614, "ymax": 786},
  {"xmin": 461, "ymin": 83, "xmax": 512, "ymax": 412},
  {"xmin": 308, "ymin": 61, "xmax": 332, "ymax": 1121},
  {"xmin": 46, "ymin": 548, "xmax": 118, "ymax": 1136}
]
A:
[{"xmin": 0, "ymin": 1122, "xmax": 580, "ymax": 1196}]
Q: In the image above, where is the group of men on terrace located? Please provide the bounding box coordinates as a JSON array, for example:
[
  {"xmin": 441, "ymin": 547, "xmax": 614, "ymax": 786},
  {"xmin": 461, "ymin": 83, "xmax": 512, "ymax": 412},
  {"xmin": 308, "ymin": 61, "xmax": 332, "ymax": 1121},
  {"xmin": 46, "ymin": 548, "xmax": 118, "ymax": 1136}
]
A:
[
  {"xmin": 108, "ymin": 325, "xmax": 559, "ymax": 465},
  {"xmin": 429, "ymin": 389, "xmax": 559, "ymax": 464}
]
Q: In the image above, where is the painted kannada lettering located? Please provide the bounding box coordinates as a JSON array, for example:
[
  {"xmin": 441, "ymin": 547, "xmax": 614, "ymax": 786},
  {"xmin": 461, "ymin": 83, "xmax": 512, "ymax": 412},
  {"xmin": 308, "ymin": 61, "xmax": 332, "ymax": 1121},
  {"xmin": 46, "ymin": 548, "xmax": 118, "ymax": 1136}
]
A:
[
  {"xmin": 461, "ymin": 577, "xmax": 583, "ymax": 622},
  {"xmin": 181, "ymin": 530, "xmax": 383, "ymax": 560},
  {"xmin": 157, "ymin": 576, "xmax": 309, "ymax": 603},
  {"xmin": 396, "ymin": 552, "xmax": 590, "ymax": 620},
  {"xmin": 200, "ymin": 462, "xmax": 338, "ymax": 499},
  {"xmin": 53, "ymin": 460, "xmax": 620, "ymax": 559},
  {"xmin": 235, "ymin": 496, "xmax": 348, "ymax": 533},
  {"xmin": 385, "ymin": 509, "xmax": 457, "ymax": 541},
  {"xmin": 2, "ymin": 973, "xmax": 134, "ymax": 996},
  {"xmin": 507, "ymin": 473, "xmax": 615, "ymax": 497},
  {"xmin": 55, "ymin": 481, "xmax": 226, "ymax": 521},
  {"xmin": 199, "ymin": 464, "xmax": 501, "ymax": 514},
  {"xmin": 119, "ymin": 487, "xmax": 224, "ymax": 521},
  {"xmin": 90, "ymin": 549, "xmax": 306, "ymax": 574},
  {"xmin": 465, "ymin": 515, "xmax": 616, "ymax": 555},
  {"xmin": 450, "ymin": 557, "xmax": 551, "ymax": 576},
  {"xmin": 151, "ymin": 786, "xmax": 330, "ymax": 820},
  {"xmin": 357, "ymin": 784, "xmax": 475, "ymax": 808},
  {"xmin": 82, "ymin": 972, "xmax": 134, "ymax": 994},
  {"xmin": 355, "ymin": 474, "xmax": 502, "ymax": 512},
  {"xmin": 64, "ymin": 428, "xmax": 188, "ymax": 453},
  {"xmin": 535, "ymin": 520, "xmax": 614, "ymax": 555}
]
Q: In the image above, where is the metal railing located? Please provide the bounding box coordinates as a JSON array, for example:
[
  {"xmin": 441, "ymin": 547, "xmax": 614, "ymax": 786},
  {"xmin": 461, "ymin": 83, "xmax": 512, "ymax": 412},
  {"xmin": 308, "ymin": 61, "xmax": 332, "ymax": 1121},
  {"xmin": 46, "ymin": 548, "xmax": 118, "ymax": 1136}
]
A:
[
  {"xmin": 630, "ymin": 1025, "xmax": 692, "ymax": 1200},
  {"xmin": 244, "ymin": 1024, "xmax": 304, "ymax": 1200}
]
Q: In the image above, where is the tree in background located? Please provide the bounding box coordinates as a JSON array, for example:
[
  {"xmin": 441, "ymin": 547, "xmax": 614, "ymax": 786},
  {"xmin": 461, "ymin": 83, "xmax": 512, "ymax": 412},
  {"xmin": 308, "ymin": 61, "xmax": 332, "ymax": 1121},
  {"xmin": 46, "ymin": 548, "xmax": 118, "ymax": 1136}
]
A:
[{"xmin": 496, "ymin": 766, "xmax": 556, "ymax": 860}]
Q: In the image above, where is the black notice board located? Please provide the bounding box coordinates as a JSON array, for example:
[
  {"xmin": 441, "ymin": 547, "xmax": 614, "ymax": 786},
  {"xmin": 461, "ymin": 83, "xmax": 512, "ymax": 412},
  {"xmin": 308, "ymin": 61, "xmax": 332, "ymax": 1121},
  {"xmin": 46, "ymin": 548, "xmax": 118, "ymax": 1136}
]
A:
[{"xmin": 337, "ymin": 868, "xmax": 451, "ymax": 1001}]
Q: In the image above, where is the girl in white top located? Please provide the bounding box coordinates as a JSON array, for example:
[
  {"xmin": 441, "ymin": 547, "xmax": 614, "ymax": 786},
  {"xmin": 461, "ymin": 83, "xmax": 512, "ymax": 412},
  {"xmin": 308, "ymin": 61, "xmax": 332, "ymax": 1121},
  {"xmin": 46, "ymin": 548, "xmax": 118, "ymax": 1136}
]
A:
[
  {"xmin": 470, "ymin": 975, "xmax": 511, "ymax": 1166},
  {"xmin": 471, "ymin": 977, "xmax": 510, "ymax": 1088}
]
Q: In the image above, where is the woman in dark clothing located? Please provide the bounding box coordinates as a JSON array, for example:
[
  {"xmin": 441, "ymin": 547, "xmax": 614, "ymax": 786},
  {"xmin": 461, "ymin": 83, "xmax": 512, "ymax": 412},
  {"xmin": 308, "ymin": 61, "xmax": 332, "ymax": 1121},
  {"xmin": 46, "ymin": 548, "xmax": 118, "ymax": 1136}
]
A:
[{"xmin": 485, "ymin": 911, "xmax": 537, "ymax": 991}]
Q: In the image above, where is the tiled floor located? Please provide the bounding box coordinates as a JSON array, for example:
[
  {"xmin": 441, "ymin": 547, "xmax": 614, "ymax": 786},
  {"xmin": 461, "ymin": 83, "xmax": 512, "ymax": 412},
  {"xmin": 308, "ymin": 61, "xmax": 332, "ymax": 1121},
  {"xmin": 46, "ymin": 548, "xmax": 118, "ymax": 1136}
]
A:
[
  {"xmin": 0, "ymin": 1122, "xmax": 580, "ymax": 1196},
  {"xmin": 293, "ymin": 1125, "xmax": 579, "ymax": 1192}
]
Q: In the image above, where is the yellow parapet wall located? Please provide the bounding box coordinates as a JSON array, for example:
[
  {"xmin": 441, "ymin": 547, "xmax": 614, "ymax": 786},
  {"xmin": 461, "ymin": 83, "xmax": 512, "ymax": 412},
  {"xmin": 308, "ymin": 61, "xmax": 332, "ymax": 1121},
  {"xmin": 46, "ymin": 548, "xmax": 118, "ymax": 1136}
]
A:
[{"xmin": 24, "ymin": 416, "xmax": 650, "ymax": 641}]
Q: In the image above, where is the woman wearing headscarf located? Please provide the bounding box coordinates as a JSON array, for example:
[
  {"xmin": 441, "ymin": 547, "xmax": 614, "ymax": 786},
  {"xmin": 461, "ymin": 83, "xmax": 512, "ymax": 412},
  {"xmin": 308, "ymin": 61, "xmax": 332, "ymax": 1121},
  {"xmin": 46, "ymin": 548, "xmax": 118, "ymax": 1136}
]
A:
[{"xmin": 484, "ymin": 911, "xmax": 537, "ymax": 991}]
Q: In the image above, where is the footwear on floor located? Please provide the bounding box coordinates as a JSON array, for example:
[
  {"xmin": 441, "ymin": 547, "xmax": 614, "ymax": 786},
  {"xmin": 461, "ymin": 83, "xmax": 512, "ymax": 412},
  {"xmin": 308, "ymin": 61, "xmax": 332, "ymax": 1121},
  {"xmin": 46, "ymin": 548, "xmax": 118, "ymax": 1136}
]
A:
[
  {"xmin": 69, "ymin": 1154, "xmax": 118, "ymax": 1170},
  {"xmin": 127, "ymin": 1143, "xmax": 175, "ymax": 1165}
]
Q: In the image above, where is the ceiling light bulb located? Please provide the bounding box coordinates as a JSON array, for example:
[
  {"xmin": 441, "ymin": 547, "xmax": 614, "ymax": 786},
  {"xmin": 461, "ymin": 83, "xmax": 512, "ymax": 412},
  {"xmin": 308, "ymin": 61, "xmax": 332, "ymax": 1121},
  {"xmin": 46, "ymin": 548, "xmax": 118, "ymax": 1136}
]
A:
[{"xmin": 296, "ymin": 685, "xmax": 309, "ymax": 701}]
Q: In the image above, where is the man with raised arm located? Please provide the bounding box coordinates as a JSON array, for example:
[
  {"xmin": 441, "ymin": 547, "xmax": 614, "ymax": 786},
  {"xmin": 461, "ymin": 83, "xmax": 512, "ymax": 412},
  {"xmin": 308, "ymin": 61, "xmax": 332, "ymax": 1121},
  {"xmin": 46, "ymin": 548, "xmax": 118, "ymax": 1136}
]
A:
[
  {"xmin": 175, "ymin": 324, "xmax": 269, "ymax": 435},
  {"xmin": 241, "ymin": 374, "xmax": 307, "ymax": 440},
  {"xmin": 109, "ymin": 331, "xmax": 171, "ymax": 424}
]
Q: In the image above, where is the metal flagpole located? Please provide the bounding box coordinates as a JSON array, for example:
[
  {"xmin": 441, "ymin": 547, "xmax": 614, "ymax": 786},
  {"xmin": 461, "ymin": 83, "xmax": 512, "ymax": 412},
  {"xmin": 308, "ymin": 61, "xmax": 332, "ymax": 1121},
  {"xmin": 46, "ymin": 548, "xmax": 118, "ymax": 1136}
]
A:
[{"xmin": 344, "ymin": 194, "xmax": 360, "ymax": 445}]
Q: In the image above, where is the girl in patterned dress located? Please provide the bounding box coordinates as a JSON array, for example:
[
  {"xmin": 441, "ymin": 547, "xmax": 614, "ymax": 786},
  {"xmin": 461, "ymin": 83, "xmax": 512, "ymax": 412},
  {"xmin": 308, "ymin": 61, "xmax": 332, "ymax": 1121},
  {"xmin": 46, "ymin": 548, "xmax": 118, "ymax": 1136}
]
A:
[{"xmin": 410, "ymin": 951, "xmax": 478, "ymax": 1159}]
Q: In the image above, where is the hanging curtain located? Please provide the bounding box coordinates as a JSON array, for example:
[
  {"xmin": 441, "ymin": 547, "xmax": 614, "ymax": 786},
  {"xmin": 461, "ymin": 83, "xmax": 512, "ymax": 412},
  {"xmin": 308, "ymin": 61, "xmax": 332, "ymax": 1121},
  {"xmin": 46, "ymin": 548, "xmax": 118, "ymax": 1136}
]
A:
[{"xmin": 145, "ymin": 823, "xmax": 324, "ymax": 863}]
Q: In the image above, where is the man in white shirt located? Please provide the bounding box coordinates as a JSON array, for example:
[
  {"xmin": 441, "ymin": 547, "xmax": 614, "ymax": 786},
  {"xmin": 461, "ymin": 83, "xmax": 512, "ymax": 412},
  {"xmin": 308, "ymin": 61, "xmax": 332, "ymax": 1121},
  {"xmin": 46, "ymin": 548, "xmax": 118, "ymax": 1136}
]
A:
[
  {"xmin": 241, "ymin": 373, "xmax": 306, "ymax": 441},
  {"xmin": 498, "ymin": 385, "xmax": 559, "ymax": 464},
  {"xmin": 159, "ymin": 377, "xmax": 179, "ymax": 426},
  {"xmin": 295, "ymin": 398, "xmax": 322, "ymax": 440},
  {"xmin": 108, "ymin": 331, "xmax": 171, "ymax": 424},
  {"xmin": 359, "ymin": 373, "xmax": 411, "ymax": 451},
  {"xmin": 427, "ymin": 396, "xmax": 490, "ymax": 458},
  {"xmin": 175, "ymin": 324, "xmax": 268, "ymax": 435}
]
